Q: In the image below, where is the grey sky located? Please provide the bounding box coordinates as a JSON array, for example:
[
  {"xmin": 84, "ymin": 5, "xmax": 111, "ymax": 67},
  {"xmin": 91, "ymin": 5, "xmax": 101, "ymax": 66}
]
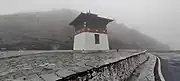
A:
[{"xmin": 0, "ymin": 0, "xmax": 179, "ymax": 49}]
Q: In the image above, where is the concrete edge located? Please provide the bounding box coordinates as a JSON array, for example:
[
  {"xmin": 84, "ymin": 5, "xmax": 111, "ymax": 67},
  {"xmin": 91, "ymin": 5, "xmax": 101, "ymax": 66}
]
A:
[
  {"xmin": 103, "ymin": 50, "xmax": 147, "ymax": 65},
  {"xmin": 156, "ymin": 57, "xmax": 165, "ymax": 81}
]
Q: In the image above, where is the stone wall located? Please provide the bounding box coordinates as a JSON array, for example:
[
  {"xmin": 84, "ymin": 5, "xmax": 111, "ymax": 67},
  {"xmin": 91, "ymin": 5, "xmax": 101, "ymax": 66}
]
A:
[{"xmin": 57, "ymin": 52, "xmax": 149, "ymax": 81}]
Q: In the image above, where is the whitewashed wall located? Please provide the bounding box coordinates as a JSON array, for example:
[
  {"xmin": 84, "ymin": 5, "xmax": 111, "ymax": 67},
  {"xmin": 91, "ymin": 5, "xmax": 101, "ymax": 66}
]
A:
[
  {"xmin": 73, "ymin": 32, "xmax": 109, "ymax": 50},
  {"xmin": 73, "ymin": 32, "xmax": 86, "ymax": 50}
]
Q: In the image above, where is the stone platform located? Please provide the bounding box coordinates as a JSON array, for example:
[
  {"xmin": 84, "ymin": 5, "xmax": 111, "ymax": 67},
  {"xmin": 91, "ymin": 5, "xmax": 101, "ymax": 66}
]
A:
[{"xmin": 0, "ymin": 50, "xmax": 151, "ymax": 81}]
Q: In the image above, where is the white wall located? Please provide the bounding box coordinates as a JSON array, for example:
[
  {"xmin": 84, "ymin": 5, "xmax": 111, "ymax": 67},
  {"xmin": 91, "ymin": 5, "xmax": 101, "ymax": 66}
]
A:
[
  {"xmin": 73, "ymin": 32, "xmax": 86, "ymax": 50},
  {"xmin": 73, "ymin": 32, "xmax": 109, "ymax": 50}
]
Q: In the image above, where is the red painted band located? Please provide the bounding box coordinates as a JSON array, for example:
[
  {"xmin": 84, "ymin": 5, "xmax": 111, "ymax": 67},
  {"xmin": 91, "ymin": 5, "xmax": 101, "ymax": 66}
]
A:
[{"xmin": 74, "ymin": 28, "xmax": 107, "ymax": 35}]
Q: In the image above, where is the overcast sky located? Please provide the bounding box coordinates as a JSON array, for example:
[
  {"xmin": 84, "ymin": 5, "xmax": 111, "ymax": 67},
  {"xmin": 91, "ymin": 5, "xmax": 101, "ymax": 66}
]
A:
[{"xmin": 0, "ymin": 0, "xmax": 179, "ymax": 49}]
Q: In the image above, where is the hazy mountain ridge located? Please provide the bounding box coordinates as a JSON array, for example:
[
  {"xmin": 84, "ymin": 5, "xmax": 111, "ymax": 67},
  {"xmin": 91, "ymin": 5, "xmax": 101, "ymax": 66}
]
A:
[{"xmin": 0, "ymin": 9, "xmax": 169, "ymax": 50}]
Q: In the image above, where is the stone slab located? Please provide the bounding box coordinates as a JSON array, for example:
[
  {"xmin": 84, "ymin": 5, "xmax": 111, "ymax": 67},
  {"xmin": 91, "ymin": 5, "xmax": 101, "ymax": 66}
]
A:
[
  {"xmin": 40, "ymin": 73, "xmax": 61, "ymax": 81},
  {"xmin": 56, "ymin": 69, "xmax": 76, "ymax": 77}
]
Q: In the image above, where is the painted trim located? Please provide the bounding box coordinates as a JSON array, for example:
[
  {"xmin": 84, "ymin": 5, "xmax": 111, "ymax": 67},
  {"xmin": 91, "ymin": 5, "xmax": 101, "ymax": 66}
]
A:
[{"xmin": 74, "ymin": 28, "xmax": 107, "ymax": 35}]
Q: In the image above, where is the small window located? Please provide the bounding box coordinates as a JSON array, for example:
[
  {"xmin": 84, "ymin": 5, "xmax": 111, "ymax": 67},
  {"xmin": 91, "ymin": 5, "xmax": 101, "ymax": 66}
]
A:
[{"xmin": 94, "ymin": 34, "xmax": 100, "ymax": 44}]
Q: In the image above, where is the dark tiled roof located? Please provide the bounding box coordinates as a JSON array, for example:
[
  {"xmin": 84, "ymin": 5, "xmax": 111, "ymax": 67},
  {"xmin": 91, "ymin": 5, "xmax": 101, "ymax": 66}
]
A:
[{"xmin": 69, "ymin": 12, "xmax": 113, "ymax": 26}]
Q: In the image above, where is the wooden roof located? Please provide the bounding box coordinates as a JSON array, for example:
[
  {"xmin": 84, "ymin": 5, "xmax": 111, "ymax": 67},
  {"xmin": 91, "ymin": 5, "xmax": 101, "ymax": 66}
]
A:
[{"xmin": 69, "ymin": 12, "xmax": 113, "ymax": 26}]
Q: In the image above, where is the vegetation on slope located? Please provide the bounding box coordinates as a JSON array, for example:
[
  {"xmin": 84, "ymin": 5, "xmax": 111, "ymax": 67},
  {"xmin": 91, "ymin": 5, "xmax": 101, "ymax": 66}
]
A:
[{"xmin": 0, "ymin": 9, "xmax": 169, "ymax": 50}]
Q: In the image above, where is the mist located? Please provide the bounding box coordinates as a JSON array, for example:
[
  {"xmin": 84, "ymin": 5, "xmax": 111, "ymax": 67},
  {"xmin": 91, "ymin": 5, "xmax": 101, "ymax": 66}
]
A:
[{"xmin": 0, "ymin": 0, "xmax": 179, "ymax": 49}]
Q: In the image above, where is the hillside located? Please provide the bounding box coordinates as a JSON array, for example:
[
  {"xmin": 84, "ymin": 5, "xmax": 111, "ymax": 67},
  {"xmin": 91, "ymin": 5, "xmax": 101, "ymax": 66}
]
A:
[{"xmin": 0, "ymin": 9, "xmax": 170, "ymax": 50}]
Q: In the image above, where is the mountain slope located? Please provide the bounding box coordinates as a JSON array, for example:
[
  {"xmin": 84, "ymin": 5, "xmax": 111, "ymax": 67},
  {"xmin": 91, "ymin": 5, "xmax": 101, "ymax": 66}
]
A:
[{"xmin": 0, "ymin": 9, "xmax": 170, "ymax": 50}]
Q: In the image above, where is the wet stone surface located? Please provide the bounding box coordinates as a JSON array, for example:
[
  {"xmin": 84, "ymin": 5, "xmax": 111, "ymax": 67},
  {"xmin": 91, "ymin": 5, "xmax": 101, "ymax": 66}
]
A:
[
  {"xmin": 0, "ymin": 50, "xmax": 141, "ymax": 81},
  {"xmin": 58, "ymin": 52, "xmax": 149, "ymax": 81}
]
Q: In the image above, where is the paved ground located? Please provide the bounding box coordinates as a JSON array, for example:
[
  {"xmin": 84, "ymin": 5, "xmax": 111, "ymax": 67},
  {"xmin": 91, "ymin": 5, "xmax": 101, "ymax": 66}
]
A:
[
  {"xmin": 128, "ymin": 53, "xmax": 156, "ymax": 81},
  {"xmin": 154, "ymin": 52, "xmax": 180, "ymax": 81},
  {"xmin": 0, "ymin": 50, "xmax": 73, "ymax": 58},
  {"xmin": 0, "ymin": 50, "xmax": 141, "ymax": 81}
]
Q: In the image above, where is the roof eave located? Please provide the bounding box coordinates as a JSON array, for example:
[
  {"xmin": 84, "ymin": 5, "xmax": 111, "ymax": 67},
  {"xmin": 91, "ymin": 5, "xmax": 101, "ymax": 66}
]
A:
[{"xmin": 69, "ymin": 12, "xmax": 84, "ymax": 26}]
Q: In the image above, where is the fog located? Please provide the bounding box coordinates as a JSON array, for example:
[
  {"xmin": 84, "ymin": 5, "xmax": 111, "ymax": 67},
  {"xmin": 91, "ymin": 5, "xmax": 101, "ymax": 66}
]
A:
[{"xmin": 0, "ymin": 0, "xmax": 179, "ymax": 49}]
